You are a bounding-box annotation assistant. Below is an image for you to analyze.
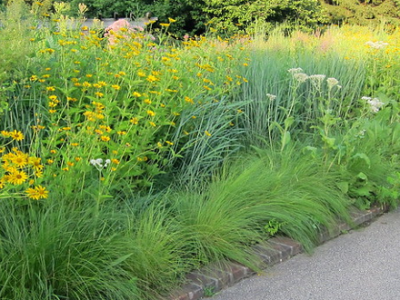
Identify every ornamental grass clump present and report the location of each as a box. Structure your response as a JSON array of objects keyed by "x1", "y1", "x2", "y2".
[{"x1": 0, "y1": 199, "x2": 141, "y2": 299}]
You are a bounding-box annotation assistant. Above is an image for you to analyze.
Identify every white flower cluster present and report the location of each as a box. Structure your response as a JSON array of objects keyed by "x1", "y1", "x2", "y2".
[
  {"x1": 288, "y1": 68, "x2": 309, "y2": 83},
  {"x1": 266, "y1": 93, "x2": 277, "y2": 101},
  {"x1": 365, "y1": 41, "x2": 389, "y2": 49},
  {"x1": 288, "y1": 67, "x2": 304, "y2": 74},
  {"x1": 326, "y1": 77, "x2": 339, "y2": 89},
  {"x1": 287, "y1": 68, "x2": 341, "y2": 89},
  {"x1": 90, "y1": 158, "x2": 111, "y2": 170},
  {"x1": 356, "y1": 129, "x2": 366, "y2": 139},
  {"x1": 362, "y1": 96, "x2": 385, "y2": 113},
  {"x1": 294, "y1": 72, "x2": 309, "y2": 83},
  {"x1": 309, "y1": 74, "x2": 327, "y2": 86}
]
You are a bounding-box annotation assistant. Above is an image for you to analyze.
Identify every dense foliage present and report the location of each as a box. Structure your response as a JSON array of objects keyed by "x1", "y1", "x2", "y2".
[
  {"x1": 320, "y1": 0, "x2": 400, "y2": 26},
  {"x1": 57, "y1": 0, "x2": 400, "y2": 35}
]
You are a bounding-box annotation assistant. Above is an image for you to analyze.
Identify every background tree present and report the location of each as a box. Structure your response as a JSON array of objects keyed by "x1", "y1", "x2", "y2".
[{"x1": 319, "y1": 0, "x2": 400, "y2": 26}]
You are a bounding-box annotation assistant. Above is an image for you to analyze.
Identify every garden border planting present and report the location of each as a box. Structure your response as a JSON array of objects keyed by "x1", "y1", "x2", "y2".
[{"x1": 169, "y1": 205, "x2": 389, "y2": 300}]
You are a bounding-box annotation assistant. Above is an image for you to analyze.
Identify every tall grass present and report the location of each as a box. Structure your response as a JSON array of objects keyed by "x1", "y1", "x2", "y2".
[
  {"x1": 0, "y1": 200, "x2": 140, "y2": 299},
  {"x1": 203, "y1": 144, "x2": 352, "y2": 252},
  {"x1": 237, "y1": 28, "x2": 369, "y2": 146}
]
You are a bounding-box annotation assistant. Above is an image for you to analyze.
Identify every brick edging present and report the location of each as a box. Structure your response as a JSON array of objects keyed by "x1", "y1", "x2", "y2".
[{"x1": 169, "y1": 205, "x2": 389, "y2": 300}]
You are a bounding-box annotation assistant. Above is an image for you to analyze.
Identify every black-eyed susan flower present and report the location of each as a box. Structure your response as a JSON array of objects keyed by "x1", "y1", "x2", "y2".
[
  {"x1": 9, "y1": 130, "x2": 24, "y2": 141},
  {"x1": 26, "y1": 185, "x2": 49, "y2": 200},
  {"x1": 8, "y1": 170, "x2": 28, "y2": 185},
  {"x1": 28, "y1": 157, "x2": 43, "y2": 172},
  {"x1": 1, "y1": 130, "x2": 9, "y2": 137}
]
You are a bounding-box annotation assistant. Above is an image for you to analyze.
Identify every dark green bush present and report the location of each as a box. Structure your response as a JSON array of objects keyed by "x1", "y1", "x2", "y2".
[{"x1": 320, "y1": 0, "x2": 400, "y2": 26}]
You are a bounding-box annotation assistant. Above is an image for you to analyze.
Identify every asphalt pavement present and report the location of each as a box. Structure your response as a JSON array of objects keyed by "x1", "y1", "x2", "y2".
[{"x1": 209, "y1": 208, "x2": 400, "y2": 300}]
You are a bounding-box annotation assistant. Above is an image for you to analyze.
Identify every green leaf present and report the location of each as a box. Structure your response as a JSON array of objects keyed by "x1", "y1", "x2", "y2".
[
  {"x1": 352, "y1": 186, "x2": 371, "y2": 197},
  {"x1": 109, "y1": 253, "x2": 133, "y2": 268},
  {"x1": 322, "y1": 136, "x2": 336, "y2": 149},
  {"x1": 357, "y1": 172, "x2": 368, "y2": 181},
  {"x1": 281, "y1": 131, "x2": 291, "y2": 149},
  {"x1": 336, "y1": 181, "x2": 349, "y2": 194},
  {"x1": 351, "y1": 153, "x2": 371, "y2": 168},
  {"x1": 284, "y1": 116, "x2": 295, "y2": 129}
]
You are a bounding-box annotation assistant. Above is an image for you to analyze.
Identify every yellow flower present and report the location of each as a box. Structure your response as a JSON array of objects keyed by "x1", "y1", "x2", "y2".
[
  {"x1": 168, "y1": 18, "x2": 177, "y2": 23},
  {"x1": 184, "y1": 96, "x2": 194, "y2": 104},
  {"x1": 71, "y1": 143, "x2": 79, "y2": 147},
  {"x1": 0, "y1": 179, "x2": 4, "y2": 189},
  {"x1": 8, "y1": 170, "x2": 28, "y2": 185},
  {"x1": 133, "y1": 92, "x2": 142, "y2": 97},
  {"x1": 82, "y1": 81, "x2": 92, "y2": 88},
  {"x1": 47, "y1": 159, "x2": 54, "y2": 164},
  {"x1": 99, "y1": 125, "x2": 112, "y2": 132},
  {"x1": 149, "y1": 121, "x2": 156, "y2": 127},
  {"x1": 146, "y1": 75, "x2": 158, "y2": 82},
  {"x1": 31, "y1": 125, "x2": 45, "y2": 132},
  {"x1": 205, "y1": 130, "x2": 212, "y2": 137},
  {"x1": 100, "y1": 136, "x2": 110, "y2": 142},
  {"x1": 1, "y1": 130, "x2": 9, "y2": 137},
  {"x1": 9, "y1": 130, "x2": 24, "y2": 141},
  {"x1": 111, "y1": 158, "x2": 120, "y2": 165},
  {"x1": 111, "y1": 84, "x2": 121, "y2": 90},
  {"x1": 147, "y1": 110, "x2": 156, "y2": 117},
  {"x1": 46, "y1": 86, "x2": 56, "y2": 91},
  {"x1": 26, "y1": 185, "x2": 49, "y2": 200},
  {"x1": 95, "y1": 92, "x2": 104, "y2": 97},
  {"x1": 11, "y1": 154, "x2": 28, "y2": 168},
  {"x1": 160, "y1": 23, "x2": 170, "y2": 27},
  {"x1": 29, "y1": 157, "x2": 43, "y2": 172},
  {"x1": 130, "y1": 117, "x2": 139, "y2": 125}
]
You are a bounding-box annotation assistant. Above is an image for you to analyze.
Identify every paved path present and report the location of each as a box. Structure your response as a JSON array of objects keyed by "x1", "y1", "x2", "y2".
[{"x1": 209, "y1": 208, "x2": 400, "y2": 300}]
